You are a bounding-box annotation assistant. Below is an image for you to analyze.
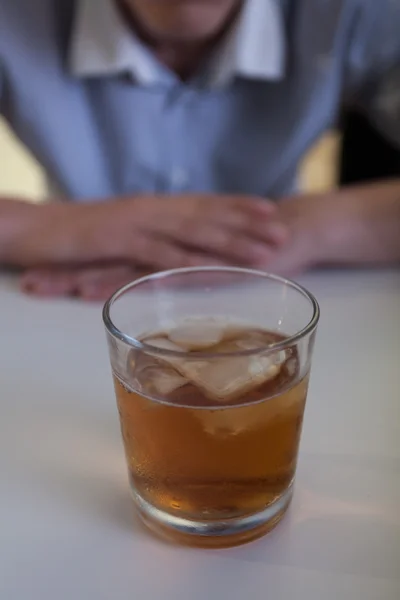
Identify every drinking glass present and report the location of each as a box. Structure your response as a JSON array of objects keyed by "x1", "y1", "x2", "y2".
[{"x1": 103, "y1": 267, "x2": 320, "y2": 547}]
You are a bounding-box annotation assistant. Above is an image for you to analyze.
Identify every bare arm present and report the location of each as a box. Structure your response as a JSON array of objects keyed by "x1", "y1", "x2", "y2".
[
  {"x1": 271, "y1": 180, "x2": 400, "y2": 275},
  {"x1": 0, "y1": 198, "x2": 80, "y2": 266},
  {"x1": 318, "y1": 181, "x2": 400, "y2": 265},
  {"x1": 0, "y1": 198, "x2": 59, "y2": 265},
  {"x1": 0, "y1": 194, "x2": 285, "y2": 270}
]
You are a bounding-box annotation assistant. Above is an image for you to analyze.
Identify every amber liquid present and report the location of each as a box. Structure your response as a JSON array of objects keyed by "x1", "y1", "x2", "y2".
[{"x1": 113, "y1": 329, "x2": 308, "y2": 535}]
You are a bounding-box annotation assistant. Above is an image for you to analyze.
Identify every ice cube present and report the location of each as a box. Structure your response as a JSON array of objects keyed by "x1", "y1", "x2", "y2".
[
  {"x1": 236, "y1": 335, "x2": 286, "y2": 359},
  {"x1": 199, "y1": 408, "x2": 249, "y2": 437},
  {"x1": 141, "y1": 336, "x2": 187, "y2": 372},
  {"x1": 127, "y1": 345, "x2": 188, "y2": 397},
  {"x1": 178, "y1": 353, "x2": 282, "y2": 403},
  {"x1": 127, "y1": 348, "x2": 138, "y2": 376},
  {"x1": 273, "y1": 350, "x2": 287, "y2": 366},
  {"x1": 286, "y1": 358, "x2": 297, "y2": 378},
  {"x1": 141, "y1": 366, "x2": 188, "y2": 396},
  {"x1": 134, "y1": 337, "x2": 188, "y2": 394},
  {"x1": 127, "y1": 337, "x2": 183, "y2": 377},
  {"x1": 198, "y1": 403, "x2": 270, "y2": 436},
  {"x1": 168, "y1": 320, "x2": 224, "y2": 350},
  {"x1": 198, "y1": 384, "x2": 299, "y2": 436},
  {"x1": 145, "y1": 337, "x2": 183, "y2": 353}
]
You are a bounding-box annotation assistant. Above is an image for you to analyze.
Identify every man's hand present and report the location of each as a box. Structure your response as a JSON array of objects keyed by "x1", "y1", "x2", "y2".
[
  {"x1": 267, "y1": 182, "x2": 400, "y2": 275},
  {"x1": 16, "y1": 182, "x2": 400, "y2": 300},
  {"x1": 4, "y1": 194, "x2": 287, "y2": 269},
  {"x1": 20, "y1": 264, "x2": 147, "y2": 300}
]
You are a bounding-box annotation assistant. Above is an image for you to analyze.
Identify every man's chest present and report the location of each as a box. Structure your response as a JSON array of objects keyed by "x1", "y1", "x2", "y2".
[{"x1": 4, "y1": 68, "x2": 344, "y2": 200}]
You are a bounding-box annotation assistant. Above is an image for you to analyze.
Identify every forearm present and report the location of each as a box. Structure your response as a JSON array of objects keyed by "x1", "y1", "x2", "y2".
[
  {"x1": 279, "y1": 181, "x2": 400, "y2": 270},
  {"x1": 321, "y1": 181, "x2": 400, "y2": 265},
  {"x1": 0, "y1": 197, "x2": 78, "y2": 267}
]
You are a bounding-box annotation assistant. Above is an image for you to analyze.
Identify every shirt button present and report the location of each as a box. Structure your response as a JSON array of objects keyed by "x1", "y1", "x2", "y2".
[{"x1": 170, "y1": 167, "x2": 189, "y2": 189}]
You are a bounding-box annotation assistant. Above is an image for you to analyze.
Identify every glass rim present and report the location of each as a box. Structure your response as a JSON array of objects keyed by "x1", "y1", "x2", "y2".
[{"x1": 102, "y1": 267, "x2": 320, "y2": 359}]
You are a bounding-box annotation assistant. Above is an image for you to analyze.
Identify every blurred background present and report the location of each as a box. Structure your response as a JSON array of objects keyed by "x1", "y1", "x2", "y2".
[
  {"x1": 0, "y1": 119, "x2": 46, "y2": 200},
  {"x1": 0, "y1": 118, "x2": 339, "y2": 199}
]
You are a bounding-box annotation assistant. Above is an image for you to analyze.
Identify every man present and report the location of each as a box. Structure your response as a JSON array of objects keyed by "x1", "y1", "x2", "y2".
[{"x1": 0, "y1": 0, "x2": 399, "y2": 300}]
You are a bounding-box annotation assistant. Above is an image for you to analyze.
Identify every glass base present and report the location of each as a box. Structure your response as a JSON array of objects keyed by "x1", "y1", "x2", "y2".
[{"x1": 131, "y1": 484, "x2": 293, "y2": 548}]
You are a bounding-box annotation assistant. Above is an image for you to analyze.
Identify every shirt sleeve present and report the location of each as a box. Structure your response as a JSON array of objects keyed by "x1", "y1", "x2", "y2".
[{"x1": 347, "y1": 0, "x2": 400, "y2": 147}]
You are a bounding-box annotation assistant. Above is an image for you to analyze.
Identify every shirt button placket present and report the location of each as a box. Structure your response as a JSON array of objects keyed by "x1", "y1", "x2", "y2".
[
  {"x1": 170, "y1": 165, "x2": 189, "y2": 189},
  {"x1": 164, "y1": 86, "x2": 193, "y2": 194}
]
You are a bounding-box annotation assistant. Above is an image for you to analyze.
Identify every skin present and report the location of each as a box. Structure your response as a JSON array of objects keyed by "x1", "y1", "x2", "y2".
[
  {"x1": 1, "y1": 194, "x2": 287, "y2": 296},
  {"x1": 119, "y1": 0, "x2": 242, "y2": 43},
  {"x1": 0, "y1": 0, "x2": 399, "y2": 299},
  {"x1": 116, "y1": 0, "x2": 242, "y2": 77},
  {"x1": 17, "y1": 182, "x2": 400, "y2": 299}
]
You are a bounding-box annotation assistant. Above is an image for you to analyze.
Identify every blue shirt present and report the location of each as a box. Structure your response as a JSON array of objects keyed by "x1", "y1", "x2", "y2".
[{"x1": 1, "y1": 0, "x2": 400, "y2": 201}]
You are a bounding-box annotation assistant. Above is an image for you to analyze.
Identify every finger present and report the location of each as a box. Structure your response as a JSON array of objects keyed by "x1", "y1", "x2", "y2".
[
  {"x1": 21, "y1": 266, "x2": 142, "y2": 301},
  {"x1": 21, "y1": 269, "x2": 76, "y2": 297},
  {"x1": 264, "y1": 249, "x2": 308, "y2": 277},
  {"x1": 158, "y1": 221, "x2": 276, "y2": 266},
  {"x1": 229, "y1": 196, "x2": 278, "y2": 217},
  {"x1": 128, "y1": 233, "x2": 229, "y2": 270},
  {"x1": 156, "y1": 212, "x2": 291, "y2": 265},
  {"x1": 204, "y1": 207, "x2": 289, "y2": 248},
  {"x1": 152, "y1": 198, "x2": 276, "y2": 236},
  {"x1": 76, "y1": 266, "x2": 141, "y2": 300},
  {"x1": 241, "y1": 220, "x2": 290, "y2": 247},
  {"x1": 150, "y1": 208, "x2": 288, "y2": 256},
  {"x1": 213, "y1": 210, "x2": 289, "y2": 248}
]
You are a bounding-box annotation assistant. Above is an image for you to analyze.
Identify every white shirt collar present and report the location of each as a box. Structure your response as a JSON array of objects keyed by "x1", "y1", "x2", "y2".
[{"x1": 69, "y1": 0, "x2": 286, "y2": 87}]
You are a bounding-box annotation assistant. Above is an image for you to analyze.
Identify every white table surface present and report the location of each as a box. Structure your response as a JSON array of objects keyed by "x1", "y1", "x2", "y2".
[{"x1": 1, "y1": 271, "x2": 399, "y2": 600}]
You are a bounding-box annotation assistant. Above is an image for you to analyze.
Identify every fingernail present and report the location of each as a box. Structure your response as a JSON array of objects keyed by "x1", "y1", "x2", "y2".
[
  {"x1": 29, "y1": 282, "x2": 57, "y2": 297},
  {"x1": 21, "y1": 281, "x2": 35, "y2": 294},
  {"x1": 251, "y1": 245, "x2": 272, "y2": 259},
  {"x1": 268, "y1": 223, "x2": 289, "y2": 244},
  {"x1": 80, "y1": 284, "x2": 98, "y2": 298},
  {"x1": 80, "y1": 285, "x2": 109, "y2": 301},
  {"x1": 255, "y1": 203, "x2": 276, "y2": 214}
]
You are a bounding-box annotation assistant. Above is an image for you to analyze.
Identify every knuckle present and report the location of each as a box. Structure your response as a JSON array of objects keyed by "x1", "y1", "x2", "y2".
[
  {"x1": 179, "y1": 219, "x2": 203, "y2": 241},
  {"x1": 192, "y1": 222, "x2": 232, "y2": 250},
  {"x1": 157, "y1": 244, "x2": 188, "y2": 269},
  {"x1": 213, "y1": 228, "x2": 235, "y2": 251},
  {"x1": 131, "y1": 232, "x2": 150, "y2": 260},
  {"x1": 185, "y1": 254, "x2": 225, "y2": 267}
]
